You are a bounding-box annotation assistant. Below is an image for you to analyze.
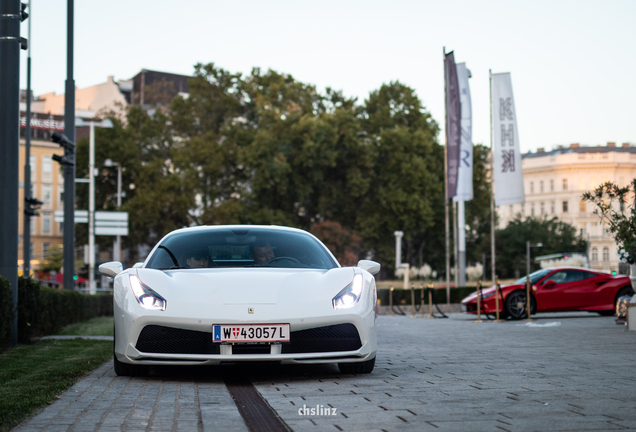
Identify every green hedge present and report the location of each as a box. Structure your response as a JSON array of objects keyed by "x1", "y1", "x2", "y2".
[
  {"x1": 0, "y1": 277, "x2": 113, "y2": 349},
  {"x1": 378, "y1": 286, "x2": 476, "y2": 305},
  {"x1": 0, "y1": 276, "x2": 13, "y2": 350}
]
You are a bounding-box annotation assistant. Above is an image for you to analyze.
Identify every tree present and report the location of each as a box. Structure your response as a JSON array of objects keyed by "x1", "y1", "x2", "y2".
[
  {"x1": 38, "y1": 244, "x2": 63, "y2": 273},
  {"x1": 496, "y1": 216, "x2": 587, "y2": 278},
  {"x1": 310, "y1": 221, "x2": 362, "y2": 266},
  {"x1": 356, "y1": 81, "x2": 441, "y2": 275},
  {"x1": 583, "y1": 179, "x2": 636, "y2": 264}
]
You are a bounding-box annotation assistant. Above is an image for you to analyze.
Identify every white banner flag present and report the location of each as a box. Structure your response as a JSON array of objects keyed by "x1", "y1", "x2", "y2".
[
  {"x1": 491, "y1": 72, "x2": 525, "y2": 206},
  {"x1": 454, "y1": 63, "x2": 473, "y2": 202}
]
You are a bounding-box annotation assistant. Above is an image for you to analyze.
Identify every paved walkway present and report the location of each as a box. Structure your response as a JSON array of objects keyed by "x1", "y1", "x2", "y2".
[{"x1": 14, "y1": 313, "x2": 636, "y2": 431}]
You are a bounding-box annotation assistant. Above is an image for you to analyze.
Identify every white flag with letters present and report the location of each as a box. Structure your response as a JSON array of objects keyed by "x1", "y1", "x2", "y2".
[
  {"x1": 454, "y1": 63, "x2": 473, "y2": 202},
  {"x1": 491, "y1": 72, "x2": 525, "y2": 206}
]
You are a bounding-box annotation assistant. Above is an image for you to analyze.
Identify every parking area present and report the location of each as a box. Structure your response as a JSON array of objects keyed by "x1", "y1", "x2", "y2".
[{"x1": 15, "y1": 313, "x2": 636, "y2": 431}]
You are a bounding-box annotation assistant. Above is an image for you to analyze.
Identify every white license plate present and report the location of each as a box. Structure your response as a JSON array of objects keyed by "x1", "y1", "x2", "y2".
[{"x1": 212, "y1": 324, "x2": 290, "y2": 343}]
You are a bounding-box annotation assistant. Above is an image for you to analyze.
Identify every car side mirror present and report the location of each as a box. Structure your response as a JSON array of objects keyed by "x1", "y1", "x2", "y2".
[
  {"x1": 133, "y1": 262, "x2": 144, "y2": 268},
  {"x1": 358, "y1": 260, "x2": 381, "y2": 275},
  {"x1": 99, "y1": 261, "x2": 123, "y2": 278},
  {"x1": 543, "y1": 280, "x2": 556, "y2": 289}
]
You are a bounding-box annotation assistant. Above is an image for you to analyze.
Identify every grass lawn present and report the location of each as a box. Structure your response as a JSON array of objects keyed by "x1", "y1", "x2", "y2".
[
  {"x1": 0, "y1": 339, "x2": 112, "y2": 432},
  {"x1": 58, "y1": 316, "x2": 114, "y2": 336}
]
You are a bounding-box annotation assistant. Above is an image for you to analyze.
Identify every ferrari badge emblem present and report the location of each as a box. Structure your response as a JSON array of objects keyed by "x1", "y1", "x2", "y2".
[{"x1": 248, "y1": 308, "x2": 254, "y2": 314}]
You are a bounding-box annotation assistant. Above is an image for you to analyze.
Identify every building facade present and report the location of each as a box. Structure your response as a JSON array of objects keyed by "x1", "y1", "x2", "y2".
[
  {"x1": 497, "y1": 143, "x2": 636, "y2": 272},
  {"x1": 18, "y1": 112, "x2": 66, "y2": 273}
]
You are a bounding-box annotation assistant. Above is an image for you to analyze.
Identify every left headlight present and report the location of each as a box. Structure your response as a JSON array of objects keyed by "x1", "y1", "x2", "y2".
[
  {"x1": 333, "y1": 273, "x2": 364, "y2": 310},
  {"x1": 129, "y1": 275, "x2": 167, "y2": 311}
]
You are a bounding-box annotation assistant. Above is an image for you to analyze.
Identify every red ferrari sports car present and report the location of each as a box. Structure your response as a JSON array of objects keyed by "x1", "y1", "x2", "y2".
[{"x1": 461, "y1": 267, "x2": 634, "y2": 320}]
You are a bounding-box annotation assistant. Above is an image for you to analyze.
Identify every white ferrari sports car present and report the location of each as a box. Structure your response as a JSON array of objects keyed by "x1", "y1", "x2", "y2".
[{"x1": 99, "y1": 225, "x2": 380, "y2": 376}]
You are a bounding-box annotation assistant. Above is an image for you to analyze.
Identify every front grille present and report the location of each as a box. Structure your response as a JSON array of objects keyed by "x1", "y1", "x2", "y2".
[
  {"x1": 282, "y1": 323, "x2": 362, "y2": 354},
  {"x1": 135, "y1": 323, "x2": 362, "y2": 355},
  {"x1": 135, "y1": 325, "x2": 220, "y2": 355},
  {"x1": 232, "y1": 344, "x2": 271, "y2": 355}
]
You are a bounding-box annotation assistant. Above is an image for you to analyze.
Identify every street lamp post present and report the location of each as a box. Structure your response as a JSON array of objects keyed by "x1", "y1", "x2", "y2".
[
  {"x1": 104, "y1": 158, "x2": 121, "y2": 262},
  {"x1": 76, "y1": 118, "x2": 113, "y2": 294},
  {"x1": 526, "y1": 241, "x2": 543, "y2": 277}
]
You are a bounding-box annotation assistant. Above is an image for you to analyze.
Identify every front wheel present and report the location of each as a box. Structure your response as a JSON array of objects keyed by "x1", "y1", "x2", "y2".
[
  {"x1": 504, "y1": 290, "x2": 535, "y2": 320},
  {"x1": 338, "y1": 357, "x2": 375, "y2": 374},
  {"x1": 114, "y1": 354, "x2": 150, "y2": 377},
  {"x1": 602, "y1": 286, "x2": 636, "y2": 317}
]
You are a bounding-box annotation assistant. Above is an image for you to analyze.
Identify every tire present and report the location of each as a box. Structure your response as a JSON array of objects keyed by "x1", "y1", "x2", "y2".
[
  {"x1": 114, "y1": 354, "x2": 150, "y2": 377},
  {"x1": 338, "y1": 357, "x2": 375, "y2": 374},
  {"x1": 113, "y1": 326, "x2": 149, "y2": 377},
  {"x1": 600, "y1": 286, "x2": 636, "y2": 317},
  {"x1": 504, "y1": 290, "x2": 535, "y2": 320}
]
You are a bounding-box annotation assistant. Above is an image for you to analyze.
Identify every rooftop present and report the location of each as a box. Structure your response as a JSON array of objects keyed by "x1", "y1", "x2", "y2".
[{"x1": 523, "y1": 142, "x2": 635, "y2": 159}]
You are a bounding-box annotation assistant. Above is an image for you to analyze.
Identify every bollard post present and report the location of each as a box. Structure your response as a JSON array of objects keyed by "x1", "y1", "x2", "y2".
[
  {"x1": 524, "y1": 275, "x2": 533, "y2": 321},
  {"x1": 411, "y1": 285, "x2": 416, "y2": 318},
  {"x1": 389, "y1": 287, "x2": 394, "y2": 316},
  {"x1": 475, "y1": 280, "x2": 482, "y2": 323},
  {"x1": 427, "y1": 283, "x2": 434, "y2": 319},
  {"x1": 420, "y1": 286, "x2": 425, "y2": 318},
  {"x1": 494, "y1": 276, "x2": 504, "y2": 322}
]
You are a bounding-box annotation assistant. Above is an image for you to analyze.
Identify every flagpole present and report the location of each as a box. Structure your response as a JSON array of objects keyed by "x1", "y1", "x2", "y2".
[
  {"x1": 444, "y1": 47, "x2": 450, "y2": 304},
  {"x1": 453, "y1": 200, "x2": 458, "y2": 287},
  {"x1": 489, "y1": 69, "x2": 496, "y2": 286}
]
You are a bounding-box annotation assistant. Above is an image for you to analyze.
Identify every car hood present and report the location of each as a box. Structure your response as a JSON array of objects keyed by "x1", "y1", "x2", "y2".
[
  {"x1": 135, "y1": 267, "x2": 356, "y2": 306},
  {"x1": 461, "y1": 283, "x2": 525, "y2": 303}
]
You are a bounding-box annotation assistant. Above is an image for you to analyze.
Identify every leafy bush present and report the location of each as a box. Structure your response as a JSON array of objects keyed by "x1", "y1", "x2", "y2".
[
  {"x1": 0, "y1": 276, "x2": 13, "y2": 350},
  {"x1": 0, "y1": 277, "x2": 113, "y2": 349}
]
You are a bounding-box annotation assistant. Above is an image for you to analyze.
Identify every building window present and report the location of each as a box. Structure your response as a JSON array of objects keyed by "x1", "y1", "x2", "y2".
[
  {"x1": 540, "y1": 181, "x2": 544, "y2": 193},
  {"x1": 531, "y1": 203, "x2": 535, "y2": 216},
  {"x1": 551, "y1": 201, "x2": 555, "y2": 214},
  {"x1": 579, "y1": 200, "x2": 586, "y2": 212},
  {"x1": 579, "y1": 178, "x2": 586, "y2": 190},
  {"x1": 592, "y1": 247, "x2": 598, "y2": 261},
  {"x1": 620, "y1": 201, "x2": 625, "y2": 212},
  {"x1": 579, "y1": 223, "x2": 586, "y2": 237},
  {"x1": 30, "y1": 155, "x2": 36, "y2": 181},
  {"x1": 42, "y1": 157, "x2": 52, "y2": 174},
  {"x1": 42, "y1": 214, "x2": 51, "y2": 234},
  {"x1": 530, "y1": 182, "x2": 534, "y2": 194},
  {"x1": 540, "y1": 202, "x2": 545, "y2": 215},
  {"x1": 59, "y1": 189, "x2": 64, "y2": 204},
  {"x1": 521, "y1": 204, "x2": 525, "y2": 215},
  {"x1": 603, "y1": 247, "x2": 610, "y2": 262},
  {"x1": 563, "y1": 178, "x2": 568, "y2": 191},
  {"x1": 562, "y1": 201, "x2": 569, "y2": 213},
  {"x1": 42, "y1": 185, "x2": 52, "y2": 204},
  {"x1": 550, "y1": 179, "x2": 554, "y2": 192},
  {"x1": 43, "y1": 242, "x2": 50, "y2": 255}
]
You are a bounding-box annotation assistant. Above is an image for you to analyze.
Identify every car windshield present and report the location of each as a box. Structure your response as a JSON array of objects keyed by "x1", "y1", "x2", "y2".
[
  {"x1": 514, "y1": 268, "x2": 552, "y2": 285},
  {"x1": 146, "y1": 228, "x2": 338, "y2": 270}
]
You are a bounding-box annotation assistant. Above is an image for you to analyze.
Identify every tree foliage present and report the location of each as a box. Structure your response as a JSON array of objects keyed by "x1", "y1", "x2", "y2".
[
  {"x1": 583, "y1": 179, "x2": 636, "y2": 264},
  {"x1": 84, "y1": 63, "x2": 498, "y2": 276},
  {"x1": 495, "y1": 216, "x2": 587, "y2": 278}
]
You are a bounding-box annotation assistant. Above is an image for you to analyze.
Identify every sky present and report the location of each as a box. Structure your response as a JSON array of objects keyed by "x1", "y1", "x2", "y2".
[{"x1": 20, "y1": 0, "x2": 635, "y2": 154}]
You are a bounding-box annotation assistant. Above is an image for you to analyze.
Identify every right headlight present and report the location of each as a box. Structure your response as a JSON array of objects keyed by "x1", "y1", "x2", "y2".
[
  {"x1": 332, "y1": 273, "x2": 364, "y2": 310},
  {"x1": 129, "y1": 275, "x2": 167, "y2": 311}
]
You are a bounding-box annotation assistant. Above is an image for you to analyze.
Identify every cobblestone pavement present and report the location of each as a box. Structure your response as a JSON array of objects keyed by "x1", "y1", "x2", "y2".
[{"x1": 14, "y1": 313, "x2": 636, "y2": 431}]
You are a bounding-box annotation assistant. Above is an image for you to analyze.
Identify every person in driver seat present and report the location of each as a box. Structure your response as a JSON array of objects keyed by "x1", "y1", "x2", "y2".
[
  {"x1": 251, "y1": 241, "x2": 275, "y2": 265},
  {"x1": 185, "y1": 248, "x2": 210, "y2": 268}
]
